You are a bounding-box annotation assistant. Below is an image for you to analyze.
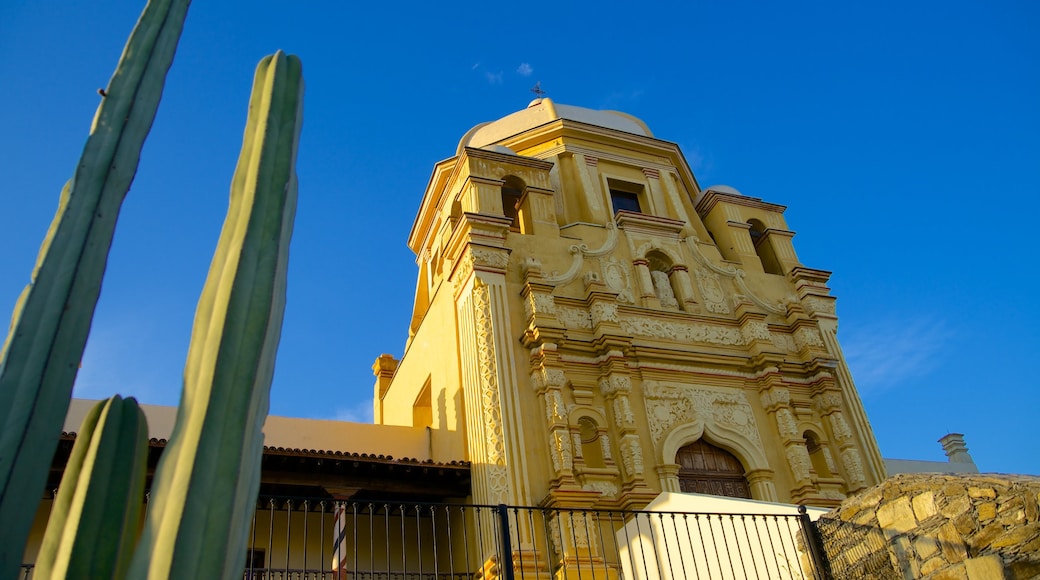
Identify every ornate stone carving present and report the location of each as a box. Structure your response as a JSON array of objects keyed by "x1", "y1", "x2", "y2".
[
  {"x1": 583, "y1": 480, "x2": 618, "y2": 496},
  {"x1": 759, "y1": 388, "x2": 791, "y2": 409},
  {"x1": 694, "y1": 267, "x2": 730, "y2": 314},
  {"x1": 612, "y1": 396, "x2": 636, "y2": 428},
  {"x1": 793, "y1": 327, "x2": 825, "y2": 349},
  {"x1": 775, "y1": 408, "x2": 799, "y2": 439},
  {"x1": 643, "y1": 381, "x2": 763, "y2": 452},
  {"x1": 821, "y1": 447, "x2": 838, "y2": 474},
  {"x1": 550, "y1": 429, "x2": 573, "y2": 473},
  {"x1": 816, "y1": 392, "x2": 843, "y2": 413},
  {"x1": 600, "y1": 436, "x2": 613, "y2": 460},
  {"x1": 651, "y1": 270, "x2": 679, "y2": 308},
  {"x1": 472, "y1": 280, "x2": 509, "y2": 501},
  {"x1": 770, "y1": 332, "x2": 798, "y2": 353},
  {"x1": 545, "y1": 389, "x2": 566, "y2": 423},
  {"x1": 556, "y1": 305, "x2": 592, "y2": 329},
  {"x1": 619, "y1": 316, "x2": 744, "y2": 346},
  {"x1": 619, "y1": 437, "x2": 645, "y2": 476},
  {"x1": 470, "y1": 247, "x2": 510, "y2": 270},
  {"x1": 828, "y1": 411, "x2": 853, "y2": 444},
  {"x1": 841, "y1": 448, "x2": 866, "y2": 487},
  {"x1": 786, "y1": 445, "x2": 812, "y2": 483},
  {"x1": 601, "y1": 256, "x2": 634, "y2": 303},
  {"x1": 741, "y1": 320, "x2": 771, "y2": 343},
  {"x1": 524, "y1": 292, "x2": 556, "y2": 320},
  {"x1": 598, "y1": 375, "x2": 632, "y2": 396},
  {"x1": 590, "y1": 302, "x2": 619, "y2": 325},
  {"x1": 803, "y1": 296, "x2": 836, "y2": 316}
]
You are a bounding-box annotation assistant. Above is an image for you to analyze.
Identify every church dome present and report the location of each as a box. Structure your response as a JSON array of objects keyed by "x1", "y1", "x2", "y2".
[{"x1": 457, "y1": 98, "x2": 654, "y2": 155}]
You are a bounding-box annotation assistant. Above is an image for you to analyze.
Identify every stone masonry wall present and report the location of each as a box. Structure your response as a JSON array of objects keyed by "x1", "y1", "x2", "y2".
[{"x1": 815, "y1": 473, "x2": 1040, "y2": 579}]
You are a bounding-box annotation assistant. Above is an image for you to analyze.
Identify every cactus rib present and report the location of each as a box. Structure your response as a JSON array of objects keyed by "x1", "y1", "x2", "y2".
[
  {"x1": 35, "y1": 396, "x2": 148, "y2": 580},
  {"x1": 128, "y1": 51, "x2": 302, "y2": 580},
  {"x1": 0, "y1": 0, "x2": 190, "y2": 574}
]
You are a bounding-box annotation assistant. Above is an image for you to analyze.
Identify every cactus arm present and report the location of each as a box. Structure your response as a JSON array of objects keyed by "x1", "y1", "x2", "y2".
[
  {"x1": 34, "y1": 396, "x2": 148, "y2": 580},
  {"x1": 0, "y1": 0, "x2": 189, "y2": 573},
  {"x1": 128, "y1": 51, "x2": 302, "y2": 580}
]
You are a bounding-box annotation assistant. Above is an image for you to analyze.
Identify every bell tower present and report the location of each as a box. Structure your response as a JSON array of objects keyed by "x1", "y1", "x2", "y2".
[{"x1": 375, "y1": 98, "x2": 885, "y2": 517}]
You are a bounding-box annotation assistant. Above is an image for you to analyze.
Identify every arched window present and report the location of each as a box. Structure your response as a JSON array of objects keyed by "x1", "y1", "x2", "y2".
[
  {"x1": 676, "y1": 439, "x2": 751, "y2": 498},
  {"x1": 578, "y1": 417, "x2": 605, "y2": 468},
  {"x1": 501, "y1": 176, "x2": 525, "y2": 231},
  {"x1": 804, "y1": 431, "x2": 833, "y2": 478},
  {"x1": 747, "y1": 219, "x2": 783, "y2": 275}
]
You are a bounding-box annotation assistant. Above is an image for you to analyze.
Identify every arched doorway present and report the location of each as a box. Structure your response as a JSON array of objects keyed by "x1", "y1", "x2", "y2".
[{"x1": 676, "y1": 439, "x2": 752, "y2": 498}]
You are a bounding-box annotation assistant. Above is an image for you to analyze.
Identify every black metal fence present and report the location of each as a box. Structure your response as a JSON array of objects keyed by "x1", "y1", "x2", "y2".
[
  {"x1": 21, "y1": 496, "x2": 830, "y2": 579},
  {"x1": 242, "y1": 496, "x2": 831, "y2": 580}
]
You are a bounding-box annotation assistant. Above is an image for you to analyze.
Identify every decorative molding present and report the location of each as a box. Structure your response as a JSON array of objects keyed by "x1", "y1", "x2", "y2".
[
  {"x1": 741, "y1": 320, "x2": 771, "y2": 342},
  {"x1": 770, "y1": 332, "x2": 797, "y2": 353},
  {"x1": 589, "y1": 302, "x2": 619, "y2": 325},
  {"x1": 693, "y1": 267, "x2": 730, "y2": 314},
  {"x1": 643, "y1": 381, "x2": 762, "y2": 451},
  {"x1": 619, "y1": 316, "x2": 744, "y2": 346},
  {"x1": 544, "y1": 222, "x2": 619, "y2": 285},
  {"x1": 470, "y1": 247, "x2": 509, "y2": 270},
  {"x1": 600, "y1": 256, "x2": 634, "y2": 303},
  {"x1": 524, "y1": 292, "x2": 557, "y2": 320},
  {"x1": 786, "y1": 446, "x2": 812, "y2": 482},
  {"x1": 556, "y1": 305, "x2": 592, "y2": 329},
  {"x1": 472, "y1": 279, "x2": 509, "y2": 502},
  {"x1": 793, "y1": 327, "x2": 825, "y2": 349},
  {"x1": 841, "y1": 448, "x2": 866, "y2": 487},
  {"x1": 685, "y1": 237, "x2": 786, "y2": 315},
  {"x1": 598, "y1": 374, "x2": 632, "y2": 396}
]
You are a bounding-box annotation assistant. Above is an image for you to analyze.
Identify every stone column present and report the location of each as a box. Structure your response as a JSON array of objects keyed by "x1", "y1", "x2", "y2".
[
  {"x1": 815, "y1": 391, "x2": 868, "y2": 492},
  {"x1": 760, "y1": 384, "x2": 814, "y2": 499}
]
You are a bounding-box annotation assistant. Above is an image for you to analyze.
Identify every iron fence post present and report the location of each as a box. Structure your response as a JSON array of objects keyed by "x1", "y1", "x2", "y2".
[
  {"x1": 497, "y1": 504, "x2": 516, "y2": 580},
  {"x1": 797, "y1": 505, "x2": 833, "y2": 580}
]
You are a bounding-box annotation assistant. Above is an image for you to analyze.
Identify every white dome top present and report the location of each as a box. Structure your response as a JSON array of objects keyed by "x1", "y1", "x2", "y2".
[{"x1": 457, "y1": 98, "x2": 654, "y2": 155}]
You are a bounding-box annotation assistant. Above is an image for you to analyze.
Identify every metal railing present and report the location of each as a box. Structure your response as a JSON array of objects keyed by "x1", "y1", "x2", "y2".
[
  {"x1": 22, "y1": 496, "x2": 831, "y2": 580},
  {"x1": 244, "y1": 496, "x2": 830, "y2": 580}
]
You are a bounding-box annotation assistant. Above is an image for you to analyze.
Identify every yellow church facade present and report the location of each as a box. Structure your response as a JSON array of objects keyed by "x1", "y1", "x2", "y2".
[{"x1": 373, "y1": 98, "x2": 885, "y2": 513}]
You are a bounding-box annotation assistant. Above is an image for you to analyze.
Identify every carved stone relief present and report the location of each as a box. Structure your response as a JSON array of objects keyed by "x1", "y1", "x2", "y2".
[
  {"x1": 650, "y1": 270, "x2": 679, "y2": 308},
  {"x1": 601, "y1": 256, "x2": 634, "y2": 303},
  {"x1": 524, "y1": 292, "x2": 557, "y2": 320},
  {"x1": 786, "y1": 445, "x2": 812, "y2": 483},
  {"x1": 841, "y1": 448, "x2": 866, "y2": 487},
  {"x1": 470, "y1": 247, "x2": 510, "y2": 270},
  {"x1": 793, "y1": 327, "x2": 825, "y2": 349},
  {"x1": 583, "y1": 480, "x2": 619, "y2": 497},
  {"x1": 620, "y1": 317, "x2": 744, "y2": 346},
  {"x1": 694, "y1": 267, "x2": 731, "y2": 314},
  {"x1": 741, "y1": 320, "x2": 771, "y2": 343},
  {"x1": 828, "y1": 412, "x2": 853, "y2": 444},
  {"x1": 472, "y1": 280, "x2": 509, "y2": 502},
  {"x1": 556, "y1": 306, "x2": 592, "y2": 329},
  {"x1": 550, "y1": 429, "x2": 573, "y2": 473},
  {"x1": 590, "y1": 302, "x2": 619, "y2": 325},
  {"x1": 619, "y1": 437, "x2": 645, "y2": 476},
  {"x1": 775, "y1": 408, "x2": 799, "y2": 439},
  {"x1": 643, "y1": 381, "x2": 764, "y2": 454},
  {"x1": 770, "y1": 332, "x2": 798, "y2": 353}
]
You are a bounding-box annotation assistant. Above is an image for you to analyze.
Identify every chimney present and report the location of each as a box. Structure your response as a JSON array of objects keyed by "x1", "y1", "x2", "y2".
[{"x1": 939, "y1": 433, "x2": 975, "y2": 465}]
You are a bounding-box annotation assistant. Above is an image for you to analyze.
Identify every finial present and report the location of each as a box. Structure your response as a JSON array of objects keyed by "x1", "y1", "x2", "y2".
[{"x1": 530, "y1": 81, "x2": 546, "y2": 100}]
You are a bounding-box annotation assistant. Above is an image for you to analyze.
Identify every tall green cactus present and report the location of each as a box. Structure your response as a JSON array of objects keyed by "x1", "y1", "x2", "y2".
[
  {"x1": 128, "y1": 51, "x2": 303, "y2": 579},
  {"x1": 35, "y1": 396, "x2": 149, "y2": 580},
  {"x1": 0, "y1": 0, "x2": 190, "y2": 575}
]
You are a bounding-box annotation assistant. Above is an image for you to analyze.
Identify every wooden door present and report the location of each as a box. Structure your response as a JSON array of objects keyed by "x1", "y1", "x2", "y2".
[{"x1": 676, "y1": 439, "x2": 752, "y2": 499}]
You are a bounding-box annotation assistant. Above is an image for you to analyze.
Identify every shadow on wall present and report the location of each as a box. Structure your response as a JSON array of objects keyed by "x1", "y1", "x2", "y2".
[{"x1": 816, "y1": 473, "x2": 1040, "y2": 579}]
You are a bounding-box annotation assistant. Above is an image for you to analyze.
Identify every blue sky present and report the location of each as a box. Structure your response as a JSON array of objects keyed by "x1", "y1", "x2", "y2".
[{"x1": 1, "y1": 1, "x2": 1037, "y2": 475}]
